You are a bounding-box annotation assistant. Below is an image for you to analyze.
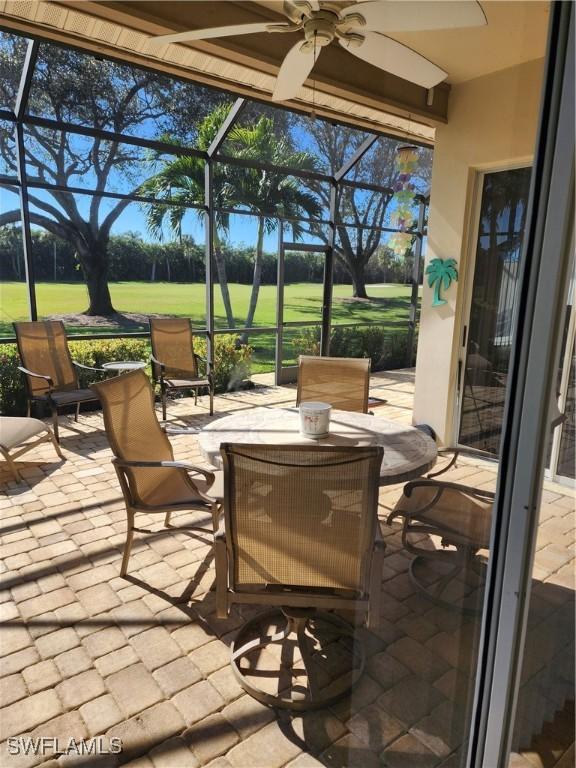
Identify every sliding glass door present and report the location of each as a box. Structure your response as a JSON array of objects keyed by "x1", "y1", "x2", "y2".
[{"x1": 458, "y1": 166, "x2": 532, "y2": 455}]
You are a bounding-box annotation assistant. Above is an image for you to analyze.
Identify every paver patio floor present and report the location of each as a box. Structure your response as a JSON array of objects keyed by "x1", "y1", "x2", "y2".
[{"x1": 0, "y1": 370, "x2": 573, "y2": 768}]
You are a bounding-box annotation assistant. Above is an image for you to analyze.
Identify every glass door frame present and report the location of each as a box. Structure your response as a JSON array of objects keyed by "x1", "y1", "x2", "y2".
[
  {"x1": 468, "y1": 4, "x2": 574, "y2": 765},
  {"x1": 455, "y1": 161, "x2": 532, "y2": 456},
  {"x1": 275, "y1": 235, "x2": 333, "y2": 385}
]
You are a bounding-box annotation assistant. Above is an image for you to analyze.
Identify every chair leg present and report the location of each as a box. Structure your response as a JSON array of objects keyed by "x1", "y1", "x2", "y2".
[
  {"x1": 214, "y1": 532, "x2": 228, "y2": 619},
  {"x1": 46, "y1": 426, "x2": 64, "y2": 460},
  {"x1": 120, "y1": 509, "x2": 135, "y2": 577},
  {"x1": 211, "y1": 502, "x2": 221, "y2": 532},
  {"x1": 161, "y1": 388, "x2": 167, "y2": 421},
  {"x1": 26, "y1": 400, "x2": 31, "y2": 418},
  {"x1": 75, "y1": 402, "x2": 80, "y2": 422},
  {"x1": 0, "y1": 447, "x2": 21, "y2": 482},
  {"x1": 50, "y1": 403, "x2": 60, "y2": 444},
  {"x1": 209, "y1": 386, "x2": 214, "y2": 416},
  {"x1": 164, "y1": 511, "x2": 172, "y2": 527},
  {"x1": 194, "y1": 388, "x2": 198, "y2": 406}
]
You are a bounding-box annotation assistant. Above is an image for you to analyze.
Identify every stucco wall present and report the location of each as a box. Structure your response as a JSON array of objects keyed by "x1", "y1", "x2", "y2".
[{"x1": 413, "y1": 58, "x2": 545, "y2": 444}]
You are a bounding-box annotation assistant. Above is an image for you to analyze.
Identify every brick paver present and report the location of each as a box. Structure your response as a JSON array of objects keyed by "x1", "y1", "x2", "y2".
[{"x1": 0, "y1": 373, "x2": 573, "y2": 766}]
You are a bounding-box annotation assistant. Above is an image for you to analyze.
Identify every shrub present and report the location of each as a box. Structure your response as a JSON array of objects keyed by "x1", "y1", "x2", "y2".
[
  {"x1": 0, "y1": 334, "x2": 252, "y2": 415},
  {"x1": 194, "y1": 335, "x2": 252, "y2": 393},
  {"x1": 292, "y1": 326, "x2": 414, "y2": 371}
]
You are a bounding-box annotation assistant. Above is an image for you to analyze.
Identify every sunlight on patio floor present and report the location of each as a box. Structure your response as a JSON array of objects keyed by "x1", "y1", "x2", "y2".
[{"x1": 0, "y1": 370, "x2": 573, "y2": 768}]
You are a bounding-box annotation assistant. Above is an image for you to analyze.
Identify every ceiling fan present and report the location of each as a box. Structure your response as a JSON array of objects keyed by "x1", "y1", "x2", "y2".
[{"x1": 153, "y1": 1, "x2": 487, "y2": 102}]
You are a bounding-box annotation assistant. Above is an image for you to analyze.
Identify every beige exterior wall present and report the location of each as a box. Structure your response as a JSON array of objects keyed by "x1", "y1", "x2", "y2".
[{"x1": 413, "y1": 58, "x2": 545, "y2": 444}]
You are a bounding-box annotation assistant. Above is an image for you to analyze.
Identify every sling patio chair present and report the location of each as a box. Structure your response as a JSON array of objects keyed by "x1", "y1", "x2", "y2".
[
  {"x1": 296, "y1": 355, "x2": 371, "y2": 413},
  {"x1": 91, "y1": 369, "x2": 222, "y2": 577},
  {"x1": 14, "y1": 320, "x2": 106, "y2": 443},
  {"x1": 0, "y1": 417, "x2": 64, "y2": 481},
  {"x1": 215, "y1": 443, "x2": 385, "y2": 710},
  {"x1": 387, "y1": 478, "x2": 495, "y2": 613},
  {"x1": 149, "y1": 317, "x2": 214, "y2": 420}
]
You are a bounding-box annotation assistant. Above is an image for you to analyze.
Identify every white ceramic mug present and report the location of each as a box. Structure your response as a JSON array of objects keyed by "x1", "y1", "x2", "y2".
[{"x1": 299, "y1": 401, "x2": 332, "y2": 439}]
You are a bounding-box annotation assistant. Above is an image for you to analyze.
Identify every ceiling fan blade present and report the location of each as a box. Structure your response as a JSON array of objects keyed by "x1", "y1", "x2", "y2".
[
  {"x1": 153, "y1": 22, "x2": 275, "y2": 45},
  {"x1": 272, "y1": 41, "x2": 317, "y2": 102},
  {"x1": 341, "y1": 33, "x2": 447, "y2": 88},
  {"x1": 343, "y1": 1, "x2": 487, "y2": 33}
]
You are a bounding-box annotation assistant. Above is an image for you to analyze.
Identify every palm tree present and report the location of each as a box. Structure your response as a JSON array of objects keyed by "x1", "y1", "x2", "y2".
[
  {"x1": 141, "y1": 104, "x2": 237, "y2": 327},
  {"x1": 425, "y1": 257, "x2": 458, "y2": 306},
  {"x1": 225, "y1": 116, "x2": 321, "y2": 341}
]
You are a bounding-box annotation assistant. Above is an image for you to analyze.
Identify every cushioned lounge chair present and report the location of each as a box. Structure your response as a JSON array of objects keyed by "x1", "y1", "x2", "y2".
[{"x1": 0, "y1": 417, "x2": 64, "y2": 481}]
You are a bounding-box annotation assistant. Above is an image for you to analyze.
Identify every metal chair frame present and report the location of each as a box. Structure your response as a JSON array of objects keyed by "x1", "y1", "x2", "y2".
[
  {"x1": 149, "y1": 318, "x2": 214, "y2": 419},
  {"x1": 388, "y1": 478, "x2": 495, "y2": 613},
  {"x1": 92, "y1": 370, "x2": 221, "y2": 577},
  {"x1": 14, "y1": 321, "x2": 106, "y2": 443},
  {"x1": 215, "y1": 442, "x2": 385, "y2": 710},
  {"x1": 296, "y1": 355, "x2": 371, "y2": 414}
]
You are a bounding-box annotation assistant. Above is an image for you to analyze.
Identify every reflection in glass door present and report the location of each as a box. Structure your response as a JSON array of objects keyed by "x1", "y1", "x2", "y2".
[
  {"x1": 458, "y1": 166, "x2": 532, "y2": 454},
  {"x1": 547, "y1": 276, "x2": 575, "y2": 483}
]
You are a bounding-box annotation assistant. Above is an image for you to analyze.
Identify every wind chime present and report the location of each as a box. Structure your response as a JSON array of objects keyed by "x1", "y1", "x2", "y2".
[{"x1": 389, "y1": 144, "x2": 419, "y2": 256}]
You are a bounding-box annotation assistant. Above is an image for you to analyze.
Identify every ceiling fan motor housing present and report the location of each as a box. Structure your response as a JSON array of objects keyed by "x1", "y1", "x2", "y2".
[{"x1": 302, "y1": 10, "x2": 340, "y2": 49}]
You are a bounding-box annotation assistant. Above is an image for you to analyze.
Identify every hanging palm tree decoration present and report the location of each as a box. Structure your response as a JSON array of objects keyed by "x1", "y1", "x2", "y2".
[
  {"x1": 389, "y1": 144, "x2": 419, "y2": 256},
  {"x1": 425, "y1": 257, "x2": 459, "y2": 306}
]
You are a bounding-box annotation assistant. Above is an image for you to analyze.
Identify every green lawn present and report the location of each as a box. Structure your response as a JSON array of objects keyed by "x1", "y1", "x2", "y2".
[{"x1": 0, "y1": 281, "x2": 419, "y2": 371}]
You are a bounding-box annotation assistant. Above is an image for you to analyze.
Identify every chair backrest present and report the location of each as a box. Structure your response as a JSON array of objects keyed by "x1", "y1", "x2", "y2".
[
  {"x1": 91, "y1": 369, "x2": 178, "y2": 506},
  {"x1": 149, "y1": 318, "x2": 198, "y2": 379},
  {"x1": 296, "y1": 356, "x2": 371, "y2": 413},
  {"x1": 221, "y1": 443, "x2": 383, "y2": 595},
  {"x1": 14, "y1": 321, "x2": 78, "y2": 396}
]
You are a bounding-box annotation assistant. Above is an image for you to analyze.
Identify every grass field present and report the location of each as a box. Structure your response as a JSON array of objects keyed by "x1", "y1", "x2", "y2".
[{"x1": 0, "y1": 281, "x2": 419, "y2": 371}]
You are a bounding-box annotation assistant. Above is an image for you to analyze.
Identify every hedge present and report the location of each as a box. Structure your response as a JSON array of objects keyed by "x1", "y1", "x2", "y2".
[
  {"x1": 0, "y1": 335, "x2": 252, "y2": 416},
  {"x1": 292, "y1": 326, "x2": 413, "y2": 371}
]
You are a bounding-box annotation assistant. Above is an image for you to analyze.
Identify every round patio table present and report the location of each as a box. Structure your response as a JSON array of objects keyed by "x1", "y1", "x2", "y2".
[
  {"x1": 102, "y1": 360, "x2": 147, "y2": 376},
  {"x1": 197, "y1": 406, "x2": 437, "y2": 486}
]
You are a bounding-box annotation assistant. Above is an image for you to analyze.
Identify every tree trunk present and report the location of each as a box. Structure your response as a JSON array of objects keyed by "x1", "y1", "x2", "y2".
[
  {"x1": 213, "y1": 233, "x2": 235, "y2": 328},
  {"x1": 79, "y1": 243, "x2": 116, "y2": 316},
  {"x1": 150, "y1": 259, "x2": 156, "y2": 281},
  {"x1": 85, "y1": 268, "x2": 115, "y2": 315},
  {"x1": 350, "y1": 261, "x2": 369, "y2": 299},
  {"x1": 240, "y1": 218, "x2": 265, "y2": 344}
]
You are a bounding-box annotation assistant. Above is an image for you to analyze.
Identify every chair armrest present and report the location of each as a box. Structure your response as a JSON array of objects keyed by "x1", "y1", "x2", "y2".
[
  {"x1": 150, "y1": 354, "x2": 166, "y2": 373},
  {"x1": 18, "y1": 366, "x2": 53, "y2": 386},
  {"x1": 405, "y1": 478, "x2": 495, "y2": 499},
  {"x1": 427, "y1": 450, "x2": 459, "y2": 478},
  {"x1": 113, "y1": 458, "x2": 214, "y2": 483},
  {"x1": 72, "y1": 360, "x2": 108, "y2": 374},
  {"x1": 387, "y1": 479, "x2": 495, "y2": 526}
]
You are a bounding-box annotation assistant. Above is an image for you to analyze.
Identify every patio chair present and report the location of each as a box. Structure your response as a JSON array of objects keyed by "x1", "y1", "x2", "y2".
[
  {"x1": 296, "y1": 355, "x2": 371, "y2": 413},
  {"x1": 0, "y1": 417, "x2": 64, "y2": 481},
  {"x1": 91, "y1": 369, "x2": 223, "y2": 577},
  {"x1": 149, "y1": 318, "x2": 213, "y2": 420},
  {"x1": 14, "y1": 320, "x2": 105, "y2": 443},
  {"x1": 387, "y1": 479, "x2": 495, "y2": 613},
  {"x1": 215, "y1": 442, "x2": 385, "y2": 710}
]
